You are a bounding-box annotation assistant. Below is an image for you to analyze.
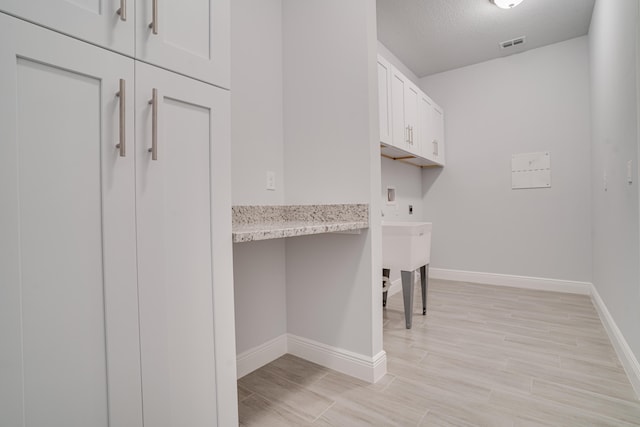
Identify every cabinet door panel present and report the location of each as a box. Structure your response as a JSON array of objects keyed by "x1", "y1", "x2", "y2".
[
  {"x1": 0, "y1": 15, "x2": 140, "y2": 427},
  {"x1": 0, "y1": 0, "x2": 134, "y2": 55},
  {"x1": 433, "y1": 105, "x2": 445, "y2": 165},
  {"x1": 135, "y1": 62, "x2": 235, "y2": 427},
  {"x1": 405, "y1": 83, "x2": 419, "y2": 154},
  {"x1": 136, "y1": 0, "x2": 229, "y2": 88},
  {"x1": 391, "y1": 71, "x2": 407, "y2": 150},
  {"x1": 377, "y1": 56, "x2": 392, "y2": 145},
  {"x1": 419, "y1": 95, "x2": 434, "y2": 161}
]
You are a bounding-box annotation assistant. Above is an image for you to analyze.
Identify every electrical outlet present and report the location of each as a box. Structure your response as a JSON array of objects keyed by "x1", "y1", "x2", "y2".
[{"x1": 266, "y1": 171, "x2": 276, "y2": 191}]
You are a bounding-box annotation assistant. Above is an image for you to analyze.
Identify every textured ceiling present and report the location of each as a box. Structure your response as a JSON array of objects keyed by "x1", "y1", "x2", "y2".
[{"x1": 377, "y1": 0, "x2": 596, "y2": 77}]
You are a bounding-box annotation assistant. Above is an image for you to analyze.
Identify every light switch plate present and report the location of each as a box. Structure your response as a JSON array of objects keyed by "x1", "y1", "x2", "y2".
[{"x1": 266, "y1": 171, "x2": 276, "y2": 191}]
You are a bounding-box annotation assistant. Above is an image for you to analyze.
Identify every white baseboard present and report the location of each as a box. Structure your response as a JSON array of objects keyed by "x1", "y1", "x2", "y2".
[
  {"x1": 590, "y1": 284, "x2": 640, "y2": 398},
  {"x1": 236, "y1": 334, "x2": 287, "y2": 379},
  {"x1": 288, "y1": 334, "x2": 387, "y2": 383},
  {"x1": 236, "y1": 333, "x2": 387, "y2": 383},
  {"x1": 429, "y1": 267, "x2": 591, "y2": 295}
]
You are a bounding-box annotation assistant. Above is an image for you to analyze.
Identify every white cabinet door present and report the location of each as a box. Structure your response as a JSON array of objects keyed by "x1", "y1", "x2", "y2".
[
  {"x1": 135, "y1": 62, "x2": 236, "y2": 427},
  {"x1": 405, "y1": 82, "x2": 420, "y2": 155},
  {"x1": 419, "y1": 93, "x2": 435, "y2": 161},
  {"x1": 0, "y1": 0, "x2": 134, "y2": 56},
  {"x1": 432, "y1": 103, "x2": 446, "y2": 165},
  {"x1": 377, "y1": 55, "x2": 392, "y2": 145},
  {"x1": 0, "y1": 14, "x2": 141, "y2": 427},
  {"x1": 136, "y1": 0, "x2": 229, "y2": 88},
  {"x1": 390, "y1": 68, "x2": 408, "y2": 151},
  {"x1": 390, "y1": 67, "x2": 420, "y2": 154}
]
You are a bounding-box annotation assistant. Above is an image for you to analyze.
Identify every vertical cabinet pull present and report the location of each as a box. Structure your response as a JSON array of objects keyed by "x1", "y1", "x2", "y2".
[
  {"x1": 149, "y1": 0, "x2": 158, "y2": 34},
  {"x1": 117, "y1": 0, "x2": 127, "y2": 21},
  {"x1": 433, "y1": 140, "x2": 438, "y2": 156},
  {"x1": 148, "y1": 88, "x2": 158, "y2": 160},
  {"x1": 115, "y1": 79, "x2": 126, "y2": 157}
]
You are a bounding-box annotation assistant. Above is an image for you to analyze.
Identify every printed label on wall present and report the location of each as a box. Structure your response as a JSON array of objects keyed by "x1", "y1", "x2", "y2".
[{"x1": 512, "y1": 152, "x2": 551, "y2": 189}]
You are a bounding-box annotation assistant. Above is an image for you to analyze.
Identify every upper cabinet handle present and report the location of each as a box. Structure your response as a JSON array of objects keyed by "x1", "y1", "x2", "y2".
[
  {"x1": 116, "y1": 0, "x2": 126, "y2": 21},
  {"x1": 149, "y1": 0, "x2": 158, "y2": 34},
  {"x1": 148, "y1": 88, "x2": 158, "y2": 160},
  {"x1": 115, "y1": 79, "x2": 126, "y2": 157}
]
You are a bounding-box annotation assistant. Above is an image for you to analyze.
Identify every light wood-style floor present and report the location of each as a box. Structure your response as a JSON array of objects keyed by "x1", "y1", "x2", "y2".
[{"x1": 237, "y1": 279, "x2": 640, "y2": 426}]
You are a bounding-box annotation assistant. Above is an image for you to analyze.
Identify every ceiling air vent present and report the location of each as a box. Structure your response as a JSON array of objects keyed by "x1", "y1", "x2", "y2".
[{"x1": 499, "y1": 36, "x2": 526, "y2": 50}]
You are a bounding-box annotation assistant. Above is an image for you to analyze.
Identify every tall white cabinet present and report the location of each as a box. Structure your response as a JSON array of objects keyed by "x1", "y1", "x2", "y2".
[{"x1": 0, "y1": 6, "x2": 236, "y2": 427}]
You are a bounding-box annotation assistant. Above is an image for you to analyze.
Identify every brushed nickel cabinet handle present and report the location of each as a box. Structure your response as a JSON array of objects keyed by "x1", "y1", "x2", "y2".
[
  {"x1": 116, "y1": 0, "x2": 126, "y2": 21},
  {"x1": 115, "y1": 79, "x2": 126, "y2": 157},
  {"x1": 148, "y1": 88, "x2": 158, "y2": 160},
  {"x1": 148, "y1": 0, "x2": 158, "y2": 34}
]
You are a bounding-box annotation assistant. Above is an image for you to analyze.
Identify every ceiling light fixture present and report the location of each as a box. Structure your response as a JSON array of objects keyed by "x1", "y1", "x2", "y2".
[{"x1": 492, "y1": 0, "x2": 524, "y2": 9}]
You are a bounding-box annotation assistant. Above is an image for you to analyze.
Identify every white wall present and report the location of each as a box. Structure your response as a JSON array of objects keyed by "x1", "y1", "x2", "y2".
[
  {"x1": 231, "y1": 0, "x2": 284, "y2": 207},
  {"x1": 378, "y1": 41, "x2": 419, "y2": 85},
  {"x1": 419, "y1": 37, "x2": 592, "y2": 282},
  {"x1": 381, "y1": 157, "x2": 423, "y2": 221},
  {"x1": 589, "y1": 0, "x2": 640, "y2": 361},
  {"x1": 231, "y1": 0, "x2": 287, "y2": 355},
  {"x1": 283, "y1": 0, "x2": 383, "y2": 358}
]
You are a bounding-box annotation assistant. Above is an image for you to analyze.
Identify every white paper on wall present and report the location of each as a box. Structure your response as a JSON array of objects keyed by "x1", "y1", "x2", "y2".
[{"x1": 511, "y1": 151, "x2": 551, "y2": 189}]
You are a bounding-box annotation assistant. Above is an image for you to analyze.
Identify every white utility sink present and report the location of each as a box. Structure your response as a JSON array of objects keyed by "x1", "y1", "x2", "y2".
[
  {"x1": 381, "y1": 221, "x2": 432, "y2": 329},
  {"x1": 381, "y1": 221, "x2": 432, "y2": 272}
]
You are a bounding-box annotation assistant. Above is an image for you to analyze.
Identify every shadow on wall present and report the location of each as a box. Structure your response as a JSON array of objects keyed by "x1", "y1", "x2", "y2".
[{"x1": 422, "y1": 168, "x2": 444, "y2": 196}]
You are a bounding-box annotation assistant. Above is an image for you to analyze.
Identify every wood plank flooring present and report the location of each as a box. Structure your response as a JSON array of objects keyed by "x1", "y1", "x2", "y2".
[{"x1": 237, "y1": 279, "x2": 640, "y2": 426}]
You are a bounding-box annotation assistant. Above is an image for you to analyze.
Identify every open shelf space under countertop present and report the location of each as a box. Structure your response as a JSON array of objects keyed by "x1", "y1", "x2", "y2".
[{"x1": 232, "y1": 204, "x2": 369, "y2": 243}]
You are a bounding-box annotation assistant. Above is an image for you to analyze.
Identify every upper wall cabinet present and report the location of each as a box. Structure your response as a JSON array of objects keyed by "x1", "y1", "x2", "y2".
[
  {"x1": 378, "y1": 55, "x2": 445, "y2": 167},
  {"x1": 0, "y1": 0, "x2": 230, "y2": 88}
]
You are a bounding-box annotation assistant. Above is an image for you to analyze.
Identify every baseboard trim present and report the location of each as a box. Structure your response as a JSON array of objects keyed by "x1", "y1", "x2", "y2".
[
  {"x1": 429, "y1": 268, "x2": 591, "y2": 295},
  {"x1": 236, "y1": 334, "x2": 288, "y2": 379},
  {"x1": 288, "y1": 334, "x2": 387, "y2": 383},
  {"x1": 590, "y1": 284, "x2": 640, "y2": 398},
  {"x1": 236, "y1": 333, "x2": 387, "y2": 383}
]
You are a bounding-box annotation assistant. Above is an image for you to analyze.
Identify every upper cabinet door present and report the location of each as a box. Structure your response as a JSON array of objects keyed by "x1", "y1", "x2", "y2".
[
  {"x1": 405, "y1": 83, "x2": 420, "y2": 155},
  {"x1": 0, "y1": 14, "x2": 141, "y2": 427},
  {"x1": 391, "y1": 68, "x2": 408, "y2": 151},
  {"x1": 377, "y1": 55, "x2": 392, "y2": 145},
  {"x1": 432, "y1": 103, "x2": 446, "y2": 165},
  {"x1": 135, "y1": 62, "x2": 236, "y2": 427},
  {"x1": 419, "y1": 94, "x2": 435, "y2": 162},
  {"x1": 136, "y1": 0, "x2": 230, "y2": 88},
  {"x1": 0, "y1": 0, "x2": 134, "y2": 56}
]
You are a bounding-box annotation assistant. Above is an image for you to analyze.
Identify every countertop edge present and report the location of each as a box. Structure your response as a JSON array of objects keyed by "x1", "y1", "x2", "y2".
[{"x1": 232, "y1": 220, "x2": 369, "y2": 243}]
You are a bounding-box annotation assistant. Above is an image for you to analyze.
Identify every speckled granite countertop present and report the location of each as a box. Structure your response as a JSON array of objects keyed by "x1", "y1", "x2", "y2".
[{"x1": 232, "y1": 204, "x2": 369, "y2": 243}]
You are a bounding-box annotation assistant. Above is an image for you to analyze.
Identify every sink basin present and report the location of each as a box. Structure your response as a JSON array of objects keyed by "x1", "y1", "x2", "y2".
[{"x1": 382, "y1": 221, "x2": 432, "y2": 272}]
